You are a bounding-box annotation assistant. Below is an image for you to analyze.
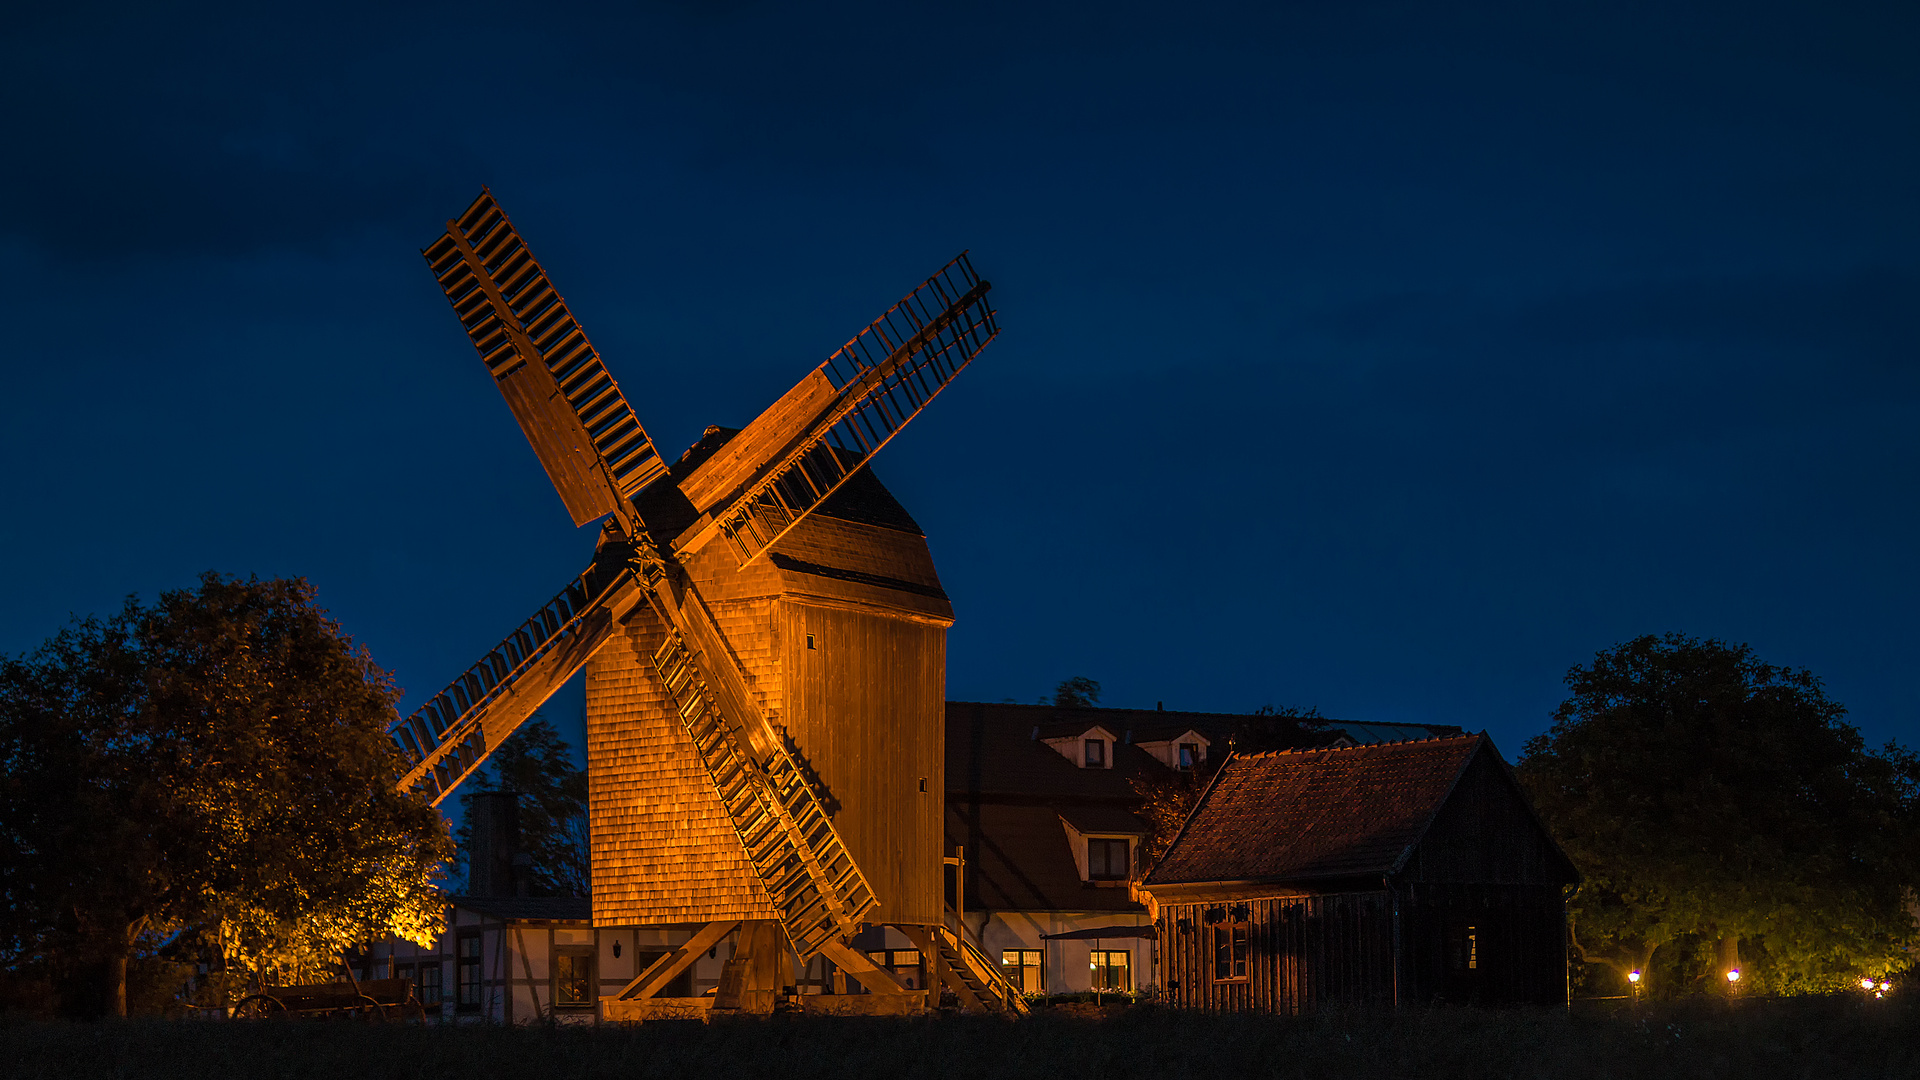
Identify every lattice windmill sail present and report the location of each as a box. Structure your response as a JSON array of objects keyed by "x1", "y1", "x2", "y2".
[{"x1": 389, "y1": 190, "x2": 1025, "y2": 1015}]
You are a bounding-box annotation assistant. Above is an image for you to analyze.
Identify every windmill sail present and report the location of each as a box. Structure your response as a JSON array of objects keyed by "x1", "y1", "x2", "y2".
[
  {"x1": 674, "y1": 253, "x2": 996, "y2": 563},
  {"x1": 424, "y1": 190, "x2": 670, "y2": 526},
  {"x1": 391, "y1": 555, "x2": 646, "y2": 806}
]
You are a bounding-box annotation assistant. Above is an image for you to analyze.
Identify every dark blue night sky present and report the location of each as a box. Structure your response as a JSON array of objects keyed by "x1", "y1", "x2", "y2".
[{"x1": 4, "y1": 1, "x2": 1916, "y2": 764}]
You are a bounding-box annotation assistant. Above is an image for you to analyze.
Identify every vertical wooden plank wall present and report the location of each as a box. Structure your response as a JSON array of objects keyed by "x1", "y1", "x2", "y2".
[{"x1": 1157, "y1": 893, "x2": 1394, "y2": 1014}]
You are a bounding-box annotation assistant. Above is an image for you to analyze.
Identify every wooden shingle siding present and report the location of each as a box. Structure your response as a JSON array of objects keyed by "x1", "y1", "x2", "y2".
[
  {"x1": 1158, "y1": 892, "x2": 1395, "y2": 1014},
  {"x1": 588, "y1": 599, "x2": 779, "y2": 925}
]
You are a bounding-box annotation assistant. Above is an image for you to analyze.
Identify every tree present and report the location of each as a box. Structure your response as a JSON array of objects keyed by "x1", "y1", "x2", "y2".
[
  {"x1": 1046, "y1": 676, "x2": 1101, "y2": 708},
  {"x1": 455, "y1": 714, "x2": 589, "y2": 897},
  {"x1": 1518, "y1": 633, "x2": 1920, "y2": 997},
  {"x1": 0, "y1": 573, "x2": 453, "y2": 1016}
]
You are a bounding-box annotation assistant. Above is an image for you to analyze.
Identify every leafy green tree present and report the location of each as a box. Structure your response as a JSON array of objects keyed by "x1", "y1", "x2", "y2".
[
  {"x1": 455, "y1": 715, "x2": 589, "y2": 897},
  {"x1": 1518, "y1": 633, "x2": 1920, "y2": 997},
  {"x1": 0, "y1": 573, "x2": 453, "y2": 1016}
]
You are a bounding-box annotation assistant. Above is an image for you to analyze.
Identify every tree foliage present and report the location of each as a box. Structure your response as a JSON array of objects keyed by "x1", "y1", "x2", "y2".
[
  {"x1": 1047, "y1": 676, "x2": 1101, "y2": 708},
  {"x1": 0, "y1": 573, "x2": 453, "y2": 1015},
  {"x1": 1518, "y1": 633, "x2": 1920, "y2": 997},
  {"x1": 455, "y1": 715, "x2": 589, "y2": 897}
]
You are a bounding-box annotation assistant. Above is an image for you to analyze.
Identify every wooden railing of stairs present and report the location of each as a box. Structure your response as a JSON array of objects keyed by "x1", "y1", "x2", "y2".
[
  {"x1": 900, "y1": 922, "x2": 1030, "y2": 1015},
  {"x1": 648, "y1": 618, "x2": 882, "y2": 969}
]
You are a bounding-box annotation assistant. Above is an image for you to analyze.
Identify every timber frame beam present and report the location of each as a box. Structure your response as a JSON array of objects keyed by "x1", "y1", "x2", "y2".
[
  {"x1": 614, "y1": 921, "x2": 740, "y2": 1000},
  {"x1": 819, "y1": 940, "x2": 914, "y2": 995}
]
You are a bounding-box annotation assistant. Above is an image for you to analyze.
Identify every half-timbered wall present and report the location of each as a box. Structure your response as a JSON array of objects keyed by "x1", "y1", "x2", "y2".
[{"x1": 1157, "y1": 891, "x2": 1395, "y2": 1014}]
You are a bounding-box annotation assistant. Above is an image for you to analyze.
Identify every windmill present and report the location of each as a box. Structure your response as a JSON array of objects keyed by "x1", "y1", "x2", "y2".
[{"x1": 387, "y1": 190, "x2": 1024, "y2": 1016}]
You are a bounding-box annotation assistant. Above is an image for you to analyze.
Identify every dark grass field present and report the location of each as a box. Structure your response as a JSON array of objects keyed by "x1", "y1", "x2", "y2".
[{"x1": 5, "y1": 996, "x2": 1917, "y2": 1080}]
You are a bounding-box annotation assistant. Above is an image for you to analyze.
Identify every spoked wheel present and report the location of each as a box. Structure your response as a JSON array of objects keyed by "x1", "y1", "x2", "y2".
[
  {"x1": 350, "y1": 995, "x2": 390, "y2": 1022},
  {"x1": 232, "y1": 994, "x2": 287, "y2": 1020}
]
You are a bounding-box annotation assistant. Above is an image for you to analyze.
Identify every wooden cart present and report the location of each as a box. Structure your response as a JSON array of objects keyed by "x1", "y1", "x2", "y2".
[{"x1": 231, "y1": 977, "x2": 426, "y2": 1021}]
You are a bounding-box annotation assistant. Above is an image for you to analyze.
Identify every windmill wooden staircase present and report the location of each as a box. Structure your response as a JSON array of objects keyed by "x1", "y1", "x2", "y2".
[
  {"x1": 912, "y1": 924, "x2": 1031, "y2": 1015},
  {"x1": 648, "y1": 628, "x2": 877, "y2": 960}
]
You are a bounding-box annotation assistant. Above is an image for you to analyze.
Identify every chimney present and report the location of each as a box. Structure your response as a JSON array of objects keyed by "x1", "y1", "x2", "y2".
[{"x1": 466, "y1": 791, "x2": 524, "y2": 898}]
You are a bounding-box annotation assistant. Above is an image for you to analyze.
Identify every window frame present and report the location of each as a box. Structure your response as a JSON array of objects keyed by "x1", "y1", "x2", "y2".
[
  {"x1": 1083, "y1": 738, "x2": 1106, "y2": 768},
  {"x1": 1211, "y1": 921, "x2": 1249, "y2": 982},
  {"x1": 1087, "y1": 837, "x2": 1131, "y2": 881},
  {"x1": 552, "y1": 946, "x2": 595, "y2": 1009},
  {"x1": 1178, "y1": 742, "x2": 1200, "y2": 769},
  {"x1": 456, "y1": 932, "x2": 483, "y2": 1011},
  {"x1": 1000, "y1": 949, "x2": 1044, "y2": 994},
  {"x1": 1090, "y1": 949, "x2": 1131, "y2": 992},
  {"x1": 416, "y1": 961, "x2": 443, "y2": 1006}
]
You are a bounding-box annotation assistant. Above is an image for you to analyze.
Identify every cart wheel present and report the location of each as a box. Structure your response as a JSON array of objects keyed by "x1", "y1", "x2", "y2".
[
  {"x1": 354, "y1": 995, "x2": 390, "y2": 1022},
  {"x1": 402, "y1": 997, "x2": 428, "y2": 1023},
  {"x1": 232, "y1": 994, "x2": 287, "y2": 1020}
]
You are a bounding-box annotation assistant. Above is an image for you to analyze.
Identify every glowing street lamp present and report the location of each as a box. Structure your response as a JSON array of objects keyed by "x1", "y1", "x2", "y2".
[
  {"x1": 1862, "y1": 977, "x2": 1877, "y2": 991},
  {"x1": 1725, "y1": 969, "x2": 1740, "y2": 983},
  {"x1": 1627, "y1": 971, "x2": 1642, "y2": 984}
]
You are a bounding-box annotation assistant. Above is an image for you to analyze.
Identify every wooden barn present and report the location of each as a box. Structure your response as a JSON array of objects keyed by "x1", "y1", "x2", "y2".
[{"x1": 1143, "y1": 734, "x2": 1578, "y2": 1012}]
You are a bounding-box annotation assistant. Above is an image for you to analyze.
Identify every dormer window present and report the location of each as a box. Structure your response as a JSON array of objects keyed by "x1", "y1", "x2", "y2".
[
  {"x1": 1139, "y1": 729, "x2": 1210, "y2": 771},
  {"x1": 1088, "y1": 838, "x2": 1130, "y2": 880},
  {"x1": 1042, "y1": 724, "x2": 1118, "y2": 768}
]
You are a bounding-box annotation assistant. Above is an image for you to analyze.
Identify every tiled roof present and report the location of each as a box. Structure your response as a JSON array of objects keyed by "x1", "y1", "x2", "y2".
[
  {"x1": 1145, "y1": 735, "x2": 1485, "y2": 887},
  {"x1": 945, "y1": 802, "x2": 1144, "y2": 914},
  {"x1": 450, "y1": 896, "x2": 593, "y2": 921},
  {"x1": 1059, "y1": 804, "x2": 1151, "y2": 835}
]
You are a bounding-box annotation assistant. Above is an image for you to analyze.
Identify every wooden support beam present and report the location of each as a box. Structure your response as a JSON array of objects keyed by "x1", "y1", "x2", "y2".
[
  {"x1": 614, "y1": 921, "x2": 738, "y2": 1000},
  {"x1": 513, "y1": 928, "x2": 545, "y2": 1022},
  {"x1": 818, "y1": 940, "x2": 914, "y2": 995},
  {"x1": 896, "y1": 926, "x2": 985, "y2": 1011}
]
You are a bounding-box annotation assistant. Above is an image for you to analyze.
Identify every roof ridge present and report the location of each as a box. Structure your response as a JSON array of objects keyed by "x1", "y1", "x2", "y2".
[{"x1": 1235, "y1": 732, "x2": 1482, "y2": 759}]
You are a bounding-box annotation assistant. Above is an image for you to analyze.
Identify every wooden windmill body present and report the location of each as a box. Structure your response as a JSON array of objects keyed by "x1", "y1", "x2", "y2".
[
  {"x1": 591, "y1": 430, "x2": 950, "y2": 932},
  {"x1": 387, "y1": 191, "x2": 1022, "y2": 1016}
]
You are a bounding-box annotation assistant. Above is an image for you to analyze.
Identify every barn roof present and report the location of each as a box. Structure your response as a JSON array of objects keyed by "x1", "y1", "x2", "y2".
[{"x1": 1145, "y1": 734, "x2": 1490, "y2": 887}]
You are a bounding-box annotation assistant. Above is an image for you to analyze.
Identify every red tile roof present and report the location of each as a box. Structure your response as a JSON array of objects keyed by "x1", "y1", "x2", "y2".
[{"x1": 1145, "y1": 735, "x2": 1486, "y2": 886}]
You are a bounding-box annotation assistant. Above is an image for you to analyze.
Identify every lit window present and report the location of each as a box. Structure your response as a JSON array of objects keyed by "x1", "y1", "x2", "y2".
[
  {"x1": 1212, "y1": 922, "x2": 1248, "y2": 981},
  {"x1": 1178, "y1": 742, "x2": 1200, "y2": 769},
  {"x1": 1001, "y1": 949, "x2": 1044, "y2": 993},
  {"x1": 554, "y1": 950, "x2": 593, "y2": 1007},
  {"x1": 1088, "y1": 838, "x2": 1130, "y2": 880},
  {"x1": 1091, "y1": 950, "x2": 1131, "y2": 991},
  {"x1": 1084, "y1": 739, "x2": 1106, "y2": 768}
]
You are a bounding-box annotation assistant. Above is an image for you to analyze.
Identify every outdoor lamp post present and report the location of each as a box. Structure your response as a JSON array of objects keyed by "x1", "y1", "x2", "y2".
[
  {"x1": 1726, "y1": 968, "x2": 1740, "y2": 1002},
  {"x1": 1627, "y1": 969, "x2": 1641, "y2": 1010}
]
